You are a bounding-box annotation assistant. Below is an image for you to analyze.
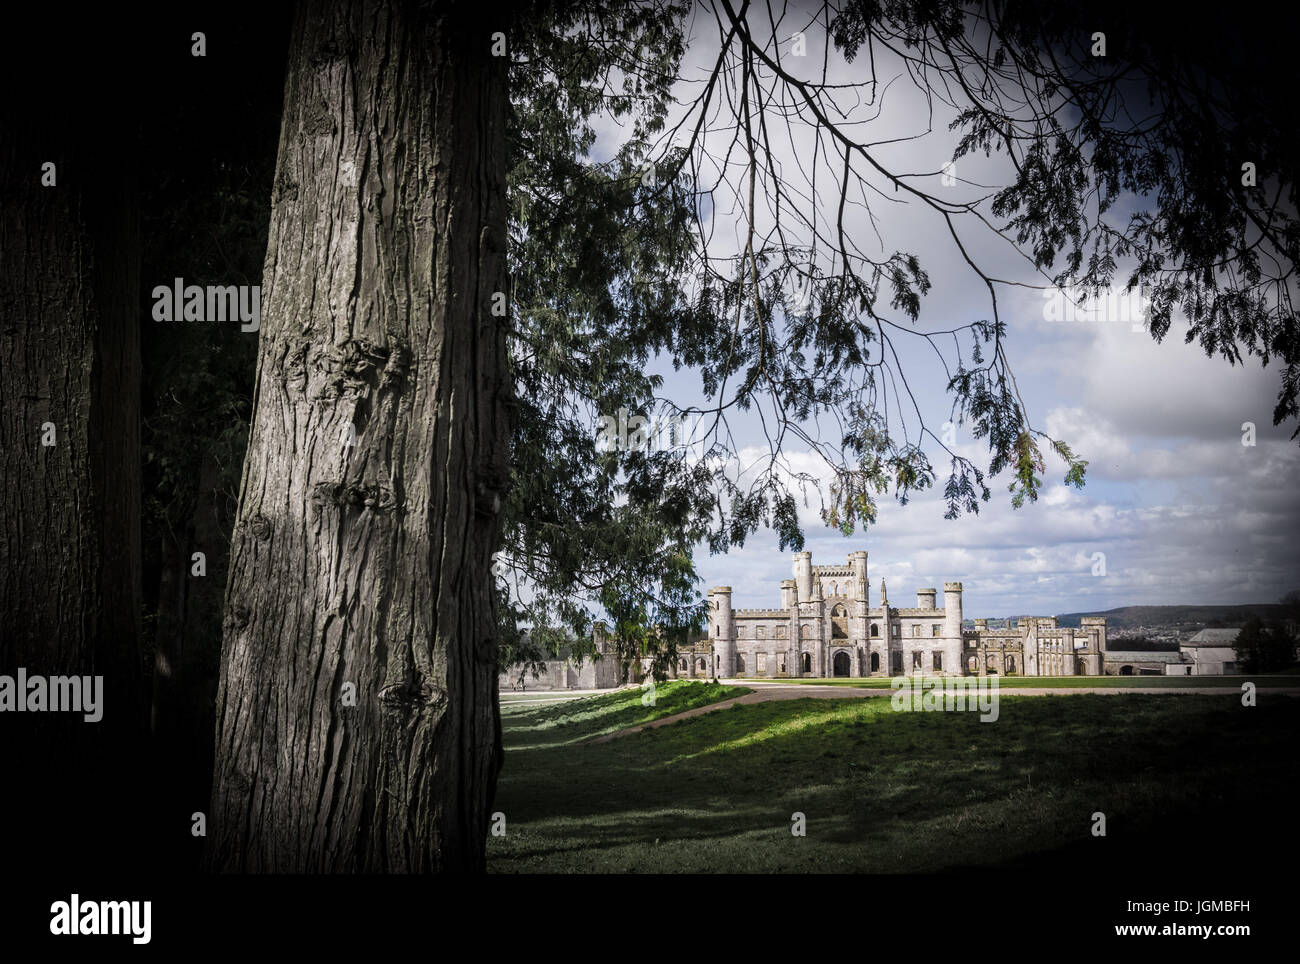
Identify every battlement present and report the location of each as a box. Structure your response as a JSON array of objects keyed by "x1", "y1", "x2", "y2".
[{"x1": 871, "y1": 606, "x2": 948, "y2": 617}]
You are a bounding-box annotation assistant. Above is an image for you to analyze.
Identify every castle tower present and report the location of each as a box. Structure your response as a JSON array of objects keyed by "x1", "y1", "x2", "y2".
[
  {"x1": 1080, "y1": 616, "x2": 1107, "y2": 675},
  {"x1": 875, "y1": 578, "x2": 892, "y2": 676},
  {"x1": 850, "y1": 551, "x2": 869, "y2": 675},
  {"x1": 792, "y1": 551, "x2": 819, "y2": 674},
  {"x1": 916, "y1": 587, "x2": 937, "y2": 609},
  {"x1": 943, "y1": 581, "x2": 964, "y2": 676},
  {"x1": 786, "y1": 578, "x2": 802, "y2": 675},
  {"x1": 1061, "y1": 626, "x2": 1076, "y2": 676},
  {"x1": 851, "y1": 551, "x2": 868, "y2": 604},
  {"x1": 709, "y1": 586, "x2": 735, "y2": 678},
  {"x1": 794, "y1": 551, "x2": 813, "y2": 603},
  {"x1": 1021, "y1": 616, "x2": 1039, "y2": 676}
]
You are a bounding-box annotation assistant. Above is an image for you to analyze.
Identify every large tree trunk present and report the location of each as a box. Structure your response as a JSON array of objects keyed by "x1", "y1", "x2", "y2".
[
  {"x1": 208, "y1": 0, "x2": 511, "y2": 872},
  {"x1": 0, "y1": 89, "x2": 143, "y2": 863}
]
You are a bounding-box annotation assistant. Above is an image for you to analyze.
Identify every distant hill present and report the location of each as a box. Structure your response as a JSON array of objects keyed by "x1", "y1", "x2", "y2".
[{"x1": 1052, "y1": 604, "x2": 1291, "y2": 631}]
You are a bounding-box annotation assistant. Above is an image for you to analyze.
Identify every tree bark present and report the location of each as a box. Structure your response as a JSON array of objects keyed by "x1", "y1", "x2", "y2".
[
  {"x1": 0, "y1": 93, "x2": 143, "y2": 863},
  {"x1": 208, "y1": 0, "x2": 511, "y2": 872}
]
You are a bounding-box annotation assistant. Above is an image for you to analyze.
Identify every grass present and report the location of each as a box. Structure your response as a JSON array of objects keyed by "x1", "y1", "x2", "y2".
[
  {"x1": 734, "y1": 673, "x2": 1300, "y2": 688},
  {"x1": 488, "y1": 685, "x2": 1300, "y2": 873},
  {"x1": 498, "y1": 679, "x2": 749, "y2": 748}
]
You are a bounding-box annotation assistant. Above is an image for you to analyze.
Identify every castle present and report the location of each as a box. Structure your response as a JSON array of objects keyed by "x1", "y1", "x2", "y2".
[{"x1": 707, "y1": 551, "x2": 1108, "y2": 678}]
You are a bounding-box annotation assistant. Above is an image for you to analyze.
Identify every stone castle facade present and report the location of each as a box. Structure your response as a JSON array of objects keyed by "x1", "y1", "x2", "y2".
[{"x1": 708, "y1": 551, "x2": 1107, "y2": 678}]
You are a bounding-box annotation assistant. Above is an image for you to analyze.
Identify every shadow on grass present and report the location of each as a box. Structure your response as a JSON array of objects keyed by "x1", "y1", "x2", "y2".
[
  {"x1": 489, "y1": 694, "x2": 1300, "y2": 873},
  {"x1": 500, "y1": 680, "x2": 750, "y2": 748}
]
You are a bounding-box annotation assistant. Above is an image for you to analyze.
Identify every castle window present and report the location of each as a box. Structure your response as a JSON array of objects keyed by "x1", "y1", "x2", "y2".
[
  {"x1": 800, "y1": 624, "x2": 811, "y2": 639},
  {"x1": 778, "y1": 653, "x2": 787, "y2": 674},
  {"x1": 933, "y1": 652, "x2": 943, "y2": 671},
  {"x1": 912, "y1": 625, "x2": 920, "y2": 638},
  {"x1": 776, "y1": 626, "x2": 787, "y2": 639},
  {"x1": 756, "y1": 626, "x2": 766, "y2": 639},
  {"x1": 870, "y1": 624, "x2": 879, "y2": 637},
  {"x1": 756, "y1": 653, "x2": 767, "y2": 675},
  {"x1": 891, "y1": 624, "x2": 900, "y2": 638},
  {"x1": 932, "y1": 624, "x2": 941, "y2": 637},
  {"x1": 830, "y1": 604, "x2": 849, "y2": 639},
  {"x1": 912, "y1": 651, "x2": 923, "y2": 670}
]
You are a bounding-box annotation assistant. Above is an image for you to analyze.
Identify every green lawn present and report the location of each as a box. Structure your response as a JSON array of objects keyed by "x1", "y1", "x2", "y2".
[
  {"x1": 734, "y1": 673, "x2": 1300, "y2": 688},
  {"x1": 488, "y1": 683, "x2": 1300, "y2": 872},
  {"x1": 498, "y1": 679, "x2": 748, "y2": 748}
]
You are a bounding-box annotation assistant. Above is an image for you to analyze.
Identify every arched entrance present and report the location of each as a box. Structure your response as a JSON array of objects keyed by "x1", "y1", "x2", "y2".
[
  {"x1": 801, "y1": 652, "x2": 812, "y2": 674},
  {"x1": 870, "y1": 652, "x2": 880, "y2": 673},
  {"x1": 833, "y1": 651, "x2": 851, "y2": 677},
  {"x1": 1120, "y1": 664, "x2": 1133, "y2": 676}
]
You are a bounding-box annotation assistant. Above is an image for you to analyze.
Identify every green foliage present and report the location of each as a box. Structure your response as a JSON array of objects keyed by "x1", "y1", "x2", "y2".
[
  {"x1": 497, "y1": 2, "x2": 712, "y2": 663},
  {"x1": 930, "y1": 1, "x2": 1300, "y2": 437},
  {"x1": 1233, "y1": 616, "x2": 1297, "y2": 674}
]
